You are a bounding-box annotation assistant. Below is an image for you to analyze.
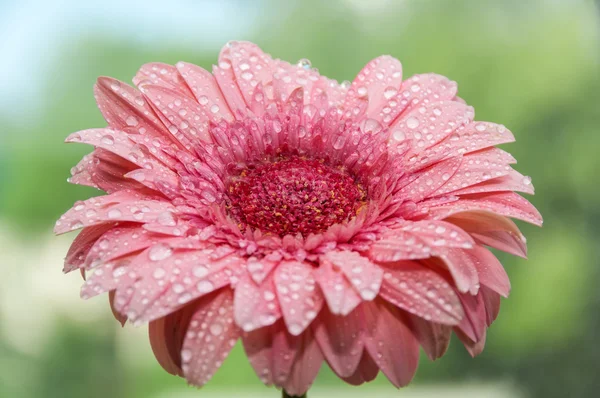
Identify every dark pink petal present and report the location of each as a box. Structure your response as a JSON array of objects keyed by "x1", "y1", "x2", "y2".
[
  {"x1": 428, "y1": 192, "x2": 543, "y2": 226},
  {"x1": 174, "y1": 62, "x2": 234, "y2": 122},
  {"x1": 344, "y1": 55, "x2": 403, "y2": 123},
  {"x1": 181, "y1": 289, "x2": 240, "y2": 387},
  {"x1": 281, "y1": 327, "x2": 323, "y2": 396},
  {"x1": 455, "y1": 328, "x2": 486, "y2": 357},
  {"x1": 341, "y1": 351, "x2": 379, "y2": 386},
  {"x1": 444, "y1": 210, "x2": 528, "y2": 258},
  {"x1": 314, "y1": 258, "x2": 361, "y2": 316},
  {"x1": 481, "y1": 285, "x2": 501, "y2": 326},
  {"x1": 148, "y1": 305, "x2": 194, "y2": 377},
  {"x1": 362, "y1": 300, "x2": 420, "y2": 388},
  {"x1": 455, "y1": 291, "x2": 486, "y2": 343},
  {"x1": 234, "y1": 272, "x2": 282, "y2": 332},
  {"x1": 133, "y1": 62, "x2": 193, "y2": 97},
  {"x1": 406, "y1": 314, "x2": 452, "y2": 360},
  {"x1": 324, "y1": 251, "x2": 383, "y2": 301},
  {"x1": 379, "y1": 261, "x2": 464, "y2": 324},
  {"x1": 109, "y1": 290, "x2": 127, "y2": 326},
  {"x1": 241, "y1": 320, "x2": 298, "y2": 387},
  {"x1": 313, "y1": 306, "x2": 364, "y2": 378},
  {"x1": 274, "y1": 261, "x2": 324, "y2": 336},
  {"x1": 465, "y1": 246, "x2": 511, "y2": 297},
  {"x1": 64, "y1": 224, "x2": 115, "y2": 273}
]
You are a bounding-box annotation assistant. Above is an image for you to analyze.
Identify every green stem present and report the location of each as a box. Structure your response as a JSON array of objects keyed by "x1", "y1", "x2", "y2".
[{"x1": 282, "y1": 390, "x2": 306, "y2": 398}]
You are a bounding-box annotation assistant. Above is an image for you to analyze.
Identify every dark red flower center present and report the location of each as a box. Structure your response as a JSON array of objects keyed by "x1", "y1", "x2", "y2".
[{"x1": 227, "y1": 157, "x2": 365, "y2": 236}]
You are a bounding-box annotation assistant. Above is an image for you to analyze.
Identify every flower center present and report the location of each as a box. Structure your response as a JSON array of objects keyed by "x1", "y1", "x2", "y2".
[{"x1": 227, "y1": 157, "x2": 365, "y2": 236}]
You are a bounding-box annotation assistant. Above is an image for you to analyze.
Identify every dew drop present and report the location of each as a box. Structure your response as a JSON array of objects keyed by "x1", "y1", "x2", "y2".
[
  {"x1": 406, "y1": 117, "x2": 420, "y2": 129},
  {"x1": 197, "y1": 280, "x2": 214, "y2": 293},
  {"x1": 126, "y1": 116, "x2": 139, "y2": 127},
  {"x1": 148, "y1": 243, "x2": 172, "y2": 261}
]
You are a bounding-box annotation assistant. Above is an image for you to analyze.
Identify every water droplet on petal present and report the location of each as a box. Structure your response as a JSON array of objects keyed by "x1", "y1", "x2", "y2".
[
  {"x1": 406, "y1": 117, "x2": 420, "y2": 129},
  {"x1": 148, "y1": 243, "x2": 172, "y2": 261}
]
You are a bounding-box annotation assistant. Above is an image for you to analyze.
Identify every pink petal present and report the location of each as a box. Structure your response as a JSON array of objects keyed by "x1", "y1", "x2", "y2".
[
  {"x1": 324, "y1": 251, "x2": 383, "y2": 301},
  {"x1": 449, "y1": 168, "x2": 534, "y2": 196},
  {"x1": 54, "y1": 191, "x2": 176, "y2": 235},
  {"x1": 140, "y1": 83, "x2": 214, "y2": 143},
  {"x1": 133, "y1": 62, "x2": 193, "y2": 97},
  {"x1": 241, "y1": 320, "x2": 298, "y2": 387},
  {"x1": 64, "y1": 224, "x2": 115, "y2": 273},
  {"x1": 281, "y1": 327, "x2": 323, "y2": 396},
  {"x1": 314, "y1": 257, "x2": 361, "y2": 316},
  {"x1": 174, "y1": 62, "x2": 234, "y2": 122},
  {"x1": 389, "y1": 101, "x2": 473, "y2": 153},
  {"x1": 455, "y1": 291, "x2": 486, "y2": 342},
  {"x1": 84, "y1": 225, "x2": 158, "y2": 269},
  {"x1": 455, "y1": 327, "x2": 486, "y2": 357},
  {"x1": 344, "y1": 55, "x2": 403, "y2": 123},
  {"x1": 428, "y1": 192, "x2": 543, "y2": 226},
  {"x1": 341, "y1": 351, "x2": 379, "y2": 386},
  {"x1": 397, "y1": 156, "x2": 462, "y2": 202},
  {"x1": 109, "y1": 290, "x2": 127, "y2": 326},
  {"x1": 149, "y1": 306, "x2": 194, "y2": 377},
  {"x1": 94, "y1": 77, "x2": 177, "y2": 144},
  {"x1": 379, "y1": 261, "x2": 464, "y2": 324},
  {"x1": 181, "y1": 289, "x2": 240, "y2": 387},
  {"x1": 274, "y1": 261, "x2": 324, "y2": 336},
  {"x1": 444, "y1": 210, "x2": 527, "y2": 258},
  {"x1": 433, "y1": 248, "x2": 480, "y2": 294},
  {"x1": 246, "y1": 254, "x2": 280, "y2": 284},
  {"x1": 430, "y1": 121, "x2": 516, "y2": 158},
  {"x1": 361, "y1": 300, "x2": 420, "y2": 388},
  {"x1": 313, "y1": 306, "x2": 364, "y2": 378},
  {"x1": 233, "y1": 272, "x2": 282, "y2": 332},
  {"x1": 406, "y1": 314, "x2": 451, "y2": 360},
  {"x1": 433, "y1": 148, "x2": 516, "y2": 196},
  {"x1": 465, "y1": 246, "x2": 510, "y2": 297},
  {"x1": 481, "y1": 285, "x2": 501, "y2": 326}
]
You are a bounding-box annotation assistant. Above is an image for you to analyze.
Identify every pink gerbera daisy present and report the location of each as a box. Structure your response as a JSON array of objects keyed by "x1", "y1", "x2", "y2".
[{"x1": 55, "y1": 41, "x2": 542, "y2": 396}]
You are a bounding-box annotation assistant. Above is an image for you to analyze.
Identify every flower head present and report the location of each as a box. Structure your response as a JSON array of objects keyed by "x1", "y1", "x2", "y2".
[{"x1": 55, "y1": 41, "x2": 542, "y2": 395}]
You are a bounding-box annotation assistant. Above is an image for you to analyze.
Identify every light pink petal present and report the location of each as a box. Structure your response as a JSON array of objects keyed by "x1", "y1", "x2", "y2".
[
  {"x1": 433, "y1": 248, "x2": 480, "y2": 294},
  {"x1": 324, "y1": 251, "x2": 383, "y2": 301},
  {"x1": 369, "y1": 220, "x2": 474, "y2": 263},
  {"x1": 174, "y1": 62, "x2": 234, "y2": 122},
  {"x1": 449, "y1": 168, "x2": 534, "y2": 196},
  {"x1": 54, "y1": 192, "x2": 177, "y2": 235},
  {"x1": 123, "y1": 247, "x2": 239, "y2": 323},
  {"x1": 379, "y1": 261, "x2": 464, "y2": 324},
  {"x1": 444, "y1": 210, "x2": 527, "y2": 257},
  {"x1": 133, "y1": 62, "x2": 193, "y2": 97},
  {"x1": 362, "y1": 300, "x2": 420, "y2": 387},
  {"x1": 181, "y1": 289, "x2": 240, "y2": 387},
  {"x1": 465, "y1": 246, "x2": 510, "y2": 297},
  {"x1": 433, "y1": 148, "x2": 516, "y2": 196},
  {"x1": 341, "y1": 351, "x2": 379, "y2": 386},
  {"x1": 140, "y1": 83, "x2": 214, "y2": 143},
  {"x1": 281, "y1": 327, "x2": 323, "y2": 396},
  {"x1": 455, "y1": 291, "x2": 487, "y2": 343},
  {"x1": 84, "y1": 225, "x2": 158, "y2": 269},
  {"x1": 397, "y1": 156, "x2": 462, "y2": 202},
  {"x1": 233, "y1": 272, "x2": 282, "y2": 332},
  {"x1": 94, "y1": 77, "x2": 178, "y2": 144},
  {"x1": 314, "y1": 258, "x2": 361, "y2": 316},
  {"x1": 406, "y1": 314, "x2": 452, "y2": 361},
  {"x1": 241, "y1": 320, "x2": 298, "y2": 387},
  {"x1": 246, "y1": 254, "x2": 281, "y2": 284},
  {"x1": 428, "y1": 192, "x2": 543, "y2": 226},
  {"x1": 313, "y1": 306, "x2": 364, "y2": 378},
  {"x1": 344, "y1": 55, "x2": 403, "y2": 123},
  {"x1": 274, "y1": 261, "x2": 324, "y2": 336},
  {"x1": 389, "y1": 100, "x2": 473, "y2": 153}
]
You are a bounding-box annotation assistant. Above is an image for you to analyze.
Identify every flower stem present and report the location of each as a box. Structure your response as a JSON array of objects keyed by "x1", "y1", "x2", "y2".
[{"x1": 282, "y1": 390, "x2": 306, "y2": 398}]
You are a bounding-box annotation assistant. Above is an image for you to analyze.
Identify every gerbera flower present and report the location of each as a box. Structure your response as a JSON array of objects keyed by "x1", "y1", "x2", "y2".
[{"x1": 55, "y1": 41, "x2": 542, "y2": 396}]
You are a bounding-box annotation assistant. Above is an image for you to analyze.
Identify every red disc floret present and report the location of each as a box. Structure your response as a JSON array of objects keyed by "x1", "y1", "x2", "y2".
[{"x1": 227, "y1": 157, "x2": 365, "y2": 236}]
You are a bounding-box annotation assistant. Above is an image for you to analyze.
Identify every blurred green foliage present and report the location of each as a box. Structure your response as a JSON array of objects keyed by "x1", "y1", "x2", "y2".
[{"x1": 1, "y1": 0, "x2": 599, "y2": 397}]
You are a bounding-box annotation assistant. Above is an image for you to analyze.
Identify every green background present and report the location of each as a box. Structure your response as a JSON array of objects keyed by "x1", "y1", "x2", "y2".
[{"x1": 1, "y1": 0, "x2": 598, "y2": 397}]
